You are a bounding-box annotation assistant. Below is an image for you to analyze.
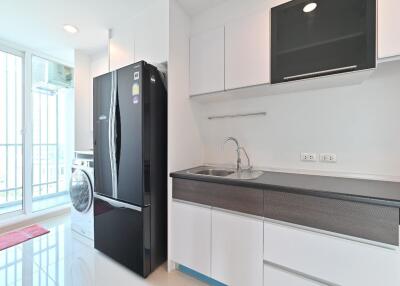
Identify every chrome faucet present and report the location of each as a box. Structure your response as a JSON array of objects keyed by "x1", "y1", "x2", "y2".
[{"x1": 224, "y1": 137, "x2": 252, "y2": 172}]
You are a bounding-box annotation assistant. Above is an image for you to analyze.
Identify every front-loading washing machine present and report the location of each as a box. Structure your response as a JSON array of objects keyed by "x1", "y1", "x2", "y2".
[{"x1": 70, "y1": 151, "x2": 94, "y2": 241}]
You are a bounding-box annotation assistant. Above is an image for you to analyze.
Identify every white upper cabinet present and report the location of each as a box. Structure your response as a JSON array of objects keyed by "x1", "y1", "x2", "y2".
[
  {"x1": 225, "y1": 10, "x2": 270, "y2": 89},
  {"x1": 190, "y1": 27, "x2": 225, "y2": 95},
  {"x1": 268, "y1": 0, "x2": 291, "y2": 9},
  {"x1": 132, "y1": 0, "x2": 168, "y2": 63},
  {"x1": 378, "y1": 0, "x2": 400, "y2": 59},
  {"x1": 171, "y1": 201, "x2": 212, "y2": 276},
  {"x1": 109, "y1": 0, "x2": 168, "y2": 70},
  {"x1": 211, "y1": 209, "x2": 263, "y2": 286},
  {"x1": 109, "y1": 28, "x2": 135, "y2": 71}
]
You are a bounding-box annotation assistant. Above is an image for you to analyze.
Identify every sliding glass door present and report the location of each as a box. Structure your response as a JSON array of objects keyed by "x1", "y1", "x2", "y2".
[
  {"x1": 31, "y1": 56, "x2": 74, "y2": 212},
  {"x1": 0, "y1": 49, "x2": 24, "y2": 215},
  {"x1": 0, "y1": 47, "x2": 73, "y2": 218}
]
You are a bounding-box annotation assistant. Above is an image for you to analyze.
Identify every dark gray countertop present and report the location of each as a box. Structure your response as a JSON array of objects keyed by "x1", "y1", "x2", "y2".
[{"x1": 170, "y1": 166, "x2": 400, "y2": 208}]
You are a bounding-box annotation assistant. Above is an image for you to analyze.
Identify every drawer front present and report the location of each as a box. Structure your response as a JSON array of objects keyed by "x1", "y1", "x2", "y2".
[
  {"x1": 264, "y1": 190, "x2": 399, "y2": 245},
  {"x1": 173, "y1": 178, "x2": 214, "y2": 206},
  {"x1": 264, "y1": 221, "x2": 400, "y2": 286},
  {"x1": 94, "y1": 195, "x2": 148, "y2": 276},
  {"x1": 173, "y1": 178, "x2": 264, "y2": 216},
  {"x1": 264, "y1": 264, "x2": 324, "y2": 286}
]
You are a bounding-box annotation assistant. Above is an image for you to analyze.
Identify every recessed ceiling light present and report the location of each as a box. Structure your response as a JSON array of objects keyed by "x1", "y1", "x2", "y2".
[
  {"x1": 63, "y1": 25, "x2": 79, "y2": 34},
  {"x1": 303, "y1": 2, "x2": 317, "y2": 13}
]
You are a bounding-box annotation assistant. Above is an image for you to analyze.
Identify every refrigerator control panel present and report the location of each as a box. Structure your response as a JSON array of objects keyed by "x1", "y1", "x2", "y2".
[{"x1": 132, "y1": 70, "x2": 140, "y2": 105}]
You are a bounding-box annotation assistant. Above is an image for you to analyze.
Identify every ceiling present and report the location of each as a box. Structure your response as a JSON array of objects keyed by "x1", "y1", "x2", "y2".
[
  {"x1": 0, "y1": 0, "x2": 155, "y2": 64},
  {"x1": 177, "y1": 0, "x2": 228, "y2": 17}
]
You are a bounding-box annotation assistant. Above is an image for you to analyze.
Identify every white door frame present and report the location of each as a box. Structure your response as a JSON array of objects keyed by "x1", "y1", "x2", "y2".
[{"x1": 0, "y1": 43, "x2": 27, "y2": 219}]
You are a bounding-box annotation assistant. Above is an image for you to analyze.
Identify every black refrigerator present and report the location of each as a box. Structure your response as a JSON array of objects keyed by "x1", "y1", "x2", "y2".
[{"x1": 93, "y1": 61, "x2": 167, "y2": 277}]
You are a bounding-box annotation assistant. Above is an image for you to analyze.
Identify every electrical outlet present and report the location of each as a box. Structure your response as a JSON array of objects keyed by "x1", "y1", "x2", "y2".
[
  {"x1": 320, "y1": 153, "x2": 337, "y2": 163},
  {"x1": 301, "y1": 153, "x2": 317, "y2": 162}
]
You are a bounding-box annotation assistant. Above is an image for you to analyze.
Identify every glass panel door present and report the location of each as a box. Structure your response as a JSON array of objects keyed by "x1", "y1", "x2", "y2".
[
  {"x1": 31, "y1": 56, "x2": 74, "y2": 212},
  {"x1": 0, "y1": 49, "x2": 23, "y2": 215},
  {"x1": 271, "y1": 0, "x2": 376, "y2": 83}
]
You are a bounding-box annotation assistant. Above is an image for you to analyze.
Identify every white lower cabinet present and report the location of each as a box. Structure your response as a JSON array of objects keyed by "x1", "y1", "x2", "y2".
[
  {"x1": 171, "y1": 200, "x2": 211, "y2": 276},
  {"x1": 211, "y1": 209, "x2": 263, "y2": 286},
  {"x1": 172, "y1": 200, "x2": 400, "y2": 286},
  {"x1": 264, "y1": 264, "x2": 323, "y2": 286},
  {"x1": 264, "y1": 221, "x2": 400, "y2": 286}
]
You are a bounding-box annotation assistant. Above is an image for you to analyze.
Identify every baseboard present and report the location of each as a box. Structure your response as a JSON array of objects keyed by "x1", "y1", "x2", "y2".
[{"x1": 177, "y1": 264, "x2": 227, "y2": 286}]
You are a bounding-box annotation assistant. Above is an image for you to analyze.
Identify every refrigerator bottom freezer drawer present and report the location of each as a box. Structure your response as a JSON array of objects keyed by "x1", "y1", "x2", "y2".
[{"x1": 94, "y1": 194, "x2": 151, "y2": 277}]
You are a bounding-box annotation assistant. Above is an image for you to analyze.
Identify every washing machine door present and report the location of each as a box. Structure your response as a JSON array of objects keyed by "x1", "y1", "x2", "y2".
[{"x1": 70, "y1": 169, "x2": 93, "y2": 213}]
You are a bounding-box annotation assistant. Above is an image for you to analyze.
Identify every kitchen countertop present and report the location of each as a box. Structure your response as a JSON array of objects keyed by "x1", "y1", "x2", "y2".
[{"x1": 170, "y1": 166, "x2": 400, "y2": 208}]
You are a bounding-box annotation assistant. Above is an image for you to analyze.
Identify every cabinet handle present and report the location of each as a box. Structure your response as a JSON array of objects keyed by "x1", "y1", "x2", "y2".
[
  {"x1": 283, "y1": 65, "x2": 358, "y2": 81},
  {"x1": 94, "y1": 193, "x2": 142, "y2": 212},
  {"x1": 109, "y1": 71, "x2": 118, "y2": 199}
]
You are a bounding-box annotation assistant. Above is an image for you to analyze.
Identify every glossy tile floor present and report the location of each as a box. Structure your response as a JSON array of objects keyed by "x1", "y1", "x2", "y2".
[{"x1": 0, "y1": 215, "x2": 206, "y2": 286}]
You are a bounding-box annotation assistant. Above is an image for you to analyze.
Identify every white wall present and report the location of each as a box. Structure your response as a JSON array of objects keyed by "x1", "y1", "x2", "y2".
[
  {"x1": 90, "y1": 49, "x2": 109, "y2": 78},
  {"x1": 195, "y1": 61, "x2": 400, "y2": 178},
  {"x1": 109, "y1": 25, "x2": 134, "y2": 71},
  {"x1": 168, "y1": 0, "x2": 204, "y2": 269},
  {"x1": 74, "y1": 50, "x2": 93, "y2": 150},
  {"x1": 188, "y1": 0, "x2": 400, "y2": 179}
]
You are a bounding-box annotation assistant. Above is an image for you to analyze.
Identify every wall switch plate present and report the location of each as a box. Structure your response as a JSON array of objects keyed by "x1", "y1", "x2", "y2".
[
  {"x1": 320, "y1": 153, "x2": 337, "y2": 163},
  {"x1": 301, "y1": 153, "x2": 317, "y2": 162}
]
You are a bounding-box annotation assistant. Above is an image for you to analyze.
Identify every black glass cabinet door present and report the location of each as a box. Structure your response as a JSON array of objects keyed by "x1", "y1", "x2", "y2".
[
  {"x1": 116, "y1": 63, "x2": 144, "y2": 206},
  {"x1": 271, "y1": 0, "x2": 376, "y2": 83},
  {"x1": 93, "y1": 73, "x2": 113, "y2": 198},
  {"x1": 94, "y1": 195, "x2": 151, "y2": 277}
]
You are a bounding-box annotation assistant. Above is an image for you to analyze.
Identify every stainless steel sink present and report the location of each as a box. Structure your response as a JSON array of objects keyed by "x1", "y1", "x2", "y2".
[
  {"x1": 187, "y1": 166, "x2": 263, "y2": 180},
  {"x1": 195, "y1": 169, "x2": 235, "y2": 177},
  {"x1": 188, "y1": 138, "x2": 263, "y2": 180}
]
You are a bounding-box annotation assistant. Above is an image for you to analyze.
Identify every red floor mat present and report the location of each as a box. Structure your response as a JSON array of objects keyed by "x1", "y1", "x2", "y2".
[{"x1": 0, "y1": 224, "x2": 49, "y2": 251}]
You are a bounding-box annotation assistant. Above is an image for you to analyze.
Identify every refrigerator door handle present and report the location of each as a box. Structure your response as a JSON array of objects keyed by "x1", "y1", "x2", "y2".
[
  {"x1": 109, "y1": 71, "x2": 118, "y2": 198},
  {"x1": 94, "y1": 193, "x2": 142, "y2": 212}
]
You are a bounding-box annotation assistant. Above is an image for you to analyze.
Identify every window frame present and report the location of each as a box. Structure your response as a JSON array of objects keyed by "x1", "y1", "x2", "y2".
[
  {"x1": 0, "y1": 43, "x2": 25, "y2": 219},
  {"x1": 30, "y1": 55, "x2": 73, "y2": 212},
  {"x1": 0, "y1": 42, "x2": 74, "y2": 220}
]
